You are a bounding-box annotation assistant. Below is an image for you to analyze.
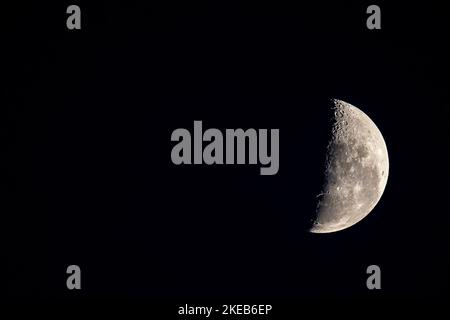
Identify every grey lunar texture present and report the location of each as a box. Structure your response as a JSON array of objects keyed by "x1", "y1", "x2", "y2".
[{"x1": 310, "y1": 99, "x2": 389, "y2": 233}]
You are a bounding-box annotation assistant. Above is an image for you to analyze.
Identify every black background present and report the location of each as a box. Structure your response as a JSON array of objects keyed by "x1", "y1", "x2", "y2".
[{"x1": 5, "y1": 0, "x2": 450, "y2": 305}]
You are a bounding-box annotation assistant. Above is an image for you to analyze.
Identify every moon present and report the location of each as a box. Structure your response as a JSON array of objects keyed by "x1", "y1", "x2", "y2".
[{"x1": 310, "y1": 99, "x2": 389, "y2": 233}]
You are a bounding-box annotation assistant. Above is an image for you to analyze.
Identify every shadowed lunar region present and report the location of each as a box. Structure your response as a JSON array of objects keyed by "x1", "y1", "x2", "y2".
[{"x1": 310, "y1": 99, "x2": 389, "y2": 233}]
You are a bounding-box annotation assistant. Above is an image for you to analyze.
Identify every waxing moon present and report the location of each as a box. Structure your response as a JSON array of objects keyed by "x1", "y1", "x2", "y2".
[{"x1": 310, "y1": 99, "x2": 389, "y2": 233}]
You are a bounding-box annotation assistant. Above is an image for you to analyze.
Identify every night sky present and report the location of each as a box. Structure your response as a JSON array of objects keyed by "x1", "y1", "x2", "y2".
[{"x1": 6, "y1": 1, "x2": 449, "y2": 305}]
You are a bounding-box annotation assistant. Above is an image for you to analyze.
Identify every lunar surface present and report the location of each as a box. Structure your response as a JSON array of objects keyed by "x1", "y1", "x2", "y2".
[{"x1": 310, "y1": 99, "x2": 389, "y2": 233}]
